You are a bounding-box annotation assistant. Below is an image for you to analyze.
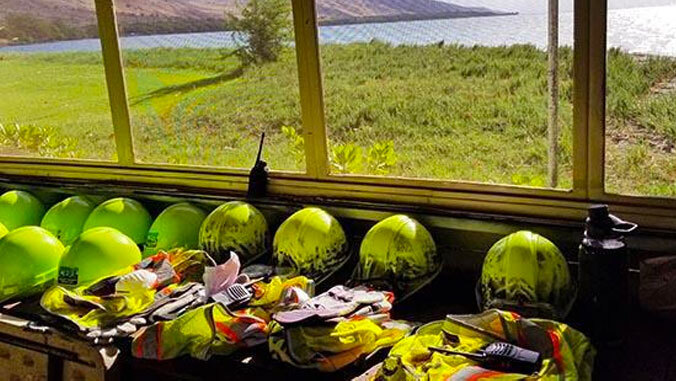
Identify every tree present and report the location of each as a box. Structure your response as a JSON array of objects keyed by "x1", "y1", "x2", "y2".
[{"x1": 225, "y1": 0, "x2": 293, "y2": 65}]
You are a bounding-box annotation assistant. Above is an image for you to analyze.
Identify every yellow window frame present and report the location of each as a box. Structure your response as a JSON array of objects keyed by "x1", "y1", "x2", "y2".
[{"x1": 0, "y1": 0, "x2": 675, "y2": 230}]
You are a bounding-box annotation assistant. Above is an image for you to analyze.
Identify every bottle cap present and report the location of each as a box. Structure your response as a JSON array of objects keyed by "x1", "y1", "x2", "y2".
[
  {"x1": 585, "y1": 204, "x2": 637, "y2": 238},
  {"x1": 588, "y1": 204, "x2": 610, "y2": 223}
]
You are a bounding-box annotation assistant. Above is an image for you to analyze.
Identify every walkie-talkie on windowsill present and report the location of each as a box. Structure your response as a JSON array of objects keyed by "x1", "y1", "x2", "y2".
[{"x1": 248, "y1": 133, "x2": 269, "y2": 198}]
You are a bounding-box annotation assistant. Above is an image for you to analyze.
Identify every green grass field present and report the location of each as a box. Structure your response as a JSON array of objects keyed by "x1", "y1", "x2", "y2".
[{"x1": 1, "y1": 43, "x2": 675, "y2": 196}]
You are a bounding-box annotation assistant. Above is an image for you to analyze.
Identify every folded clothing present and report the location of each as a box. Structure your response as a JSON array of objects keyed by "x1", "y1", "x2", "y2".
[
  {"x1": 368, "y1": 309, "x2": 595, "y2": 381},
  {"x1": 269, "y1": 285, "x2": 414, "y2": 372},
  {"x1": 274, "y1": 285, "x2": 394, "y2": 325},
  {"x1": 40, "y1": 249, "x2": 213, "y2": 339},
  {"x1": 132, "y1": 276, "x2": 314, "y2": 361}
]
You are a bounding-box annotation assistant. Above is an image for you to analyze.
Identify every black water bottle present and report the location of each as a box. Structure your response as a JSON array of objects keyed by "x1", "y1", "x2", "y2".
[{"x1": 578, "y1": 205, "x2": 637, "y2": 346}]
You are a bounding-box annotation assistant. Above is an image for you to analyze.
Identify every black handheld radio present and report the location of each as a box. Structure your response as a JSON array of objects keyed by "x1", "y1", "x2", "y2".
[
  {"x1": 248, "y1": 133, "x2": 269, "y2": 198},
  {"x1": 429, "y1": 342, "x2": 542, "y2": 375}
]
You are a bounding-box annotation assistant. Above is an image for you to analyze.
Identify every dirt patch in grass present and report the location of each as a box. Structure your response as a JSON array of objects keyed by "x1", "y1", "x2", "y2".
[
  {"x1": 607, "y1": 118, "x2": 675, "y2": 154},
  {"x1": 651, "y1": 76, "x2": 676, "y2": 95}
]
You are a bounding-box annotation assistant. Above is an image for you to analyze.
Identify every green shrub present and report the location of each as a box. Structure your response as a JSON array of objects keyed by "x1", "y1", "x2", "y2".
[
  {"x1": 225, "y1": 0, "x2": 293, "y2": 65},
  {"x1": 367, "y1": 141, "x2": 397, "y2": 175},
  {"x1": 0, "y1": 123, "x2": 81, "y2": 158},
  {"x1": 331, "y1": 143, "x2": 363, "y2": 174},
  {"x1": 281, "y1": 125, "x2": 305, "y2": 165}
]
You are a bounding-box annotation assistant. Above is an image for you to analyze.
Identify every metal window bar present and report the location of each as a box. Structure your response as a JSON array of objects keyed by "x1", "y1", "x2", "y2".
[{"x1": 548, "y1": 0, "x2": 560, "y2": 188}]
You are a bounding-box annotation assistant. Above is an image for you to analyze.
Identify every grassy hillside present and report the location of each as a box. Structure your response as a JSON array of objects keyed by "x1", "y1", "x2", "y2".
[{"x1": 1, "y1": 43, "x2": 675, "y2": 196}]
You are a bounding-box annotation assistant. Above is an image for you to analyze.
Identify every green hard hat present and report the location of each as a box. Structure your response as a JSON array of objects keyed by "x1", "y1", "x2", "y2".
[
  {"x1": 144, "y1": 202, "x2": 207, "y2": 257},
  {"x1": 478, "y1": 230, "x2": 575, "y2": 319},
  {"x1": 273, "y1": 207, "x2": 349, "y2": 282},
  {"x1": 0, "y1": 190, "x2": 45, "y2": 230},
  {"x1": 353, "y1": 215, "x2": 441, "y2": 299},
  {"x1": 0, "y1": 226, "x2": 65, "y2": 302},
  {"x1": 0, "y1": 222, "x2": 7, "y2": 239},
  {"x1": 199, "y1": 201, "x2": 269, "y2": 264},
  {"x1": 58, "y1": 227, "x2": 141, "y2": 287},
  {"x1": 83, "y1": 197, "x2": 152, "y2": 245},
  {"x1": 40, "y1": 196, "x2": 96, "y2": 246}
]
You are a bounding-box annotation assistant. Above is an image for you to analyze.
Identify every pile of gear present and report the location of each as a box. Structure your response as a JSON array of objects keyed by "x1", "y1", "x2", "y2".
[{"x1": 0, "y1": 189, "x2": 595, "y2": 379}]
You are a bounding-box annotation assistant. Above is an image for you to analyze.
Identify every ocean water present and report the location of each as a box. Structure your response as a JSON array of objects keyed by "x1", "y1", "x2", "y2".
[{"x1": 1, "y1": 5, "x2": 675, "y2": 56}]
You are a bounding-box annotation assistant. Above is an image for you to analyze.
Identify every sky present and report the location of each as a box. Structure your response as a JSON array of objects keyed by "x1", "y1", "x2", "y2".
[{"x1": 443, "y1": 0, "x2": 676, "y2": 14}]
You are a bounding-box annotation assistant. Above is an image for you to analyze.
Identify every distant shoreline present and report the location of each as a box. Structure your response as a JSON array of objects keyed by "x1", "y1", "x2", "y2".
[
  {"x1": 0, "y1": 11, "x2": 517, "y2": 48},
  {"x1": 318, "y1": 11, "x2": 518, "y2": 27}
]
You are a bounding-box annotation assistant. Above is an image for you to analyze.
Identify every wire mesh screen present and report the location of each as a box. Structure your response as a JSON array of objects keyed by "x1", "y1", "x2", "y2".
[
  {"x1": 0, "y1": 1, "x2": 115, "y2": 160},
  {"x1": 318, "y1": 0, "x2": 574, "y2": 189},
  {"x1": 116, "y1": 0, "x2": 304, "y2": 171},
  {"x1": 604, "y1": 3, "x2": 676, "y2": 197}
]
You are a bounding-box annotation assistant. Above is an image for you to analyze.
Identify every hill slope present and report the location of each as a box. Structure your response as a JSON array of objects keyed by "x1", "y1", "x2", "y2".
[
  {"x1": 316, "y1": 0, "x2": 500, "y2": 24},
  {"x1": 0, "y1": 0, "x2": 505, "y2": 33}
]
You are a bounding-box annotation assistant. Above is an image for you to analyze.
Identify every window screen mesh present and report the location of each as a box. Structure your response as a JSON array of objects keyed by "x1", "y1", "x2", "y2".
[
  {"x1": 116, "y1": 0, "x2": 304, "y2": 171},
  {"x1": 318, "y1": 0, "x2": 573, "y2": 189},
  {"x1": 0, "y1": 2, "x2": 115, "y2": 160}
]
